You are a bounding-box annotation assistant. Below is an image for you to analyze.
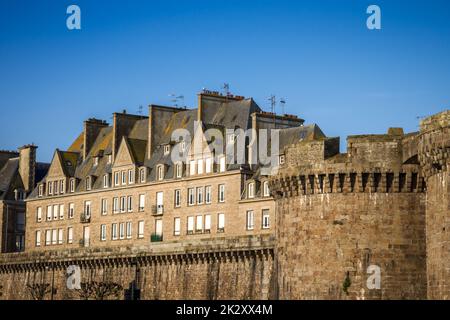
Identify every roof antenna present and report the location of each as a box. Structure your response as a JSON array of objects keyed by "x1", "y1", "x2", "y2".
[
  {"x1": 222, "y1": 83, "x2": 230, "y2": 96},
  {"x1": 169, "y1": 93, "x2": 184, "y2": 107},
  {"x1": 137, "y1": 105, "x2": 143, "y2": 115},
  {"x1": 279, "y1": 98, "x2": 286, "y2": 115}
]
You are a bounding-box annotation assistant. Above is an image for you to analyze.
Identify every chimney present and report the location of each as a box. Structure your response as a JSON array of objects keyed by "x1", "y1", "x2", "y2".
[
  {"x1": 18, "y1": 144, "x2": 37, "y2": 193},
  {"x1": 147, "y1": 105, "x2": 182, "y2": 159},
  {"x1": 112, "y1": 112, "x2": 146, "y2": 162},
  {"x1": 83, "y1": 118, "x2": 108, "y2": 161}
]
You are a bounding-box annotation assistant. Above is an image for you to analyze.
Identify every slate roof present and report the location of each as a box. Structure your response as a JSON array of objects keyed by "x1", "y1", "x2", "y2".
[{"x1": 29, "y1": 94, "x2": 322, "y2": 197}]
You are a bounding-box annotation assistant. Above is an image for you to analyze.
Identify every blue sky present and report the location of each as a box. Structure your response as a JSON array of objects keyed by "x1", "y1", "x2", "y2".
[{"x1": 0, "y1": 0, "x2": 449, "y2": 162}]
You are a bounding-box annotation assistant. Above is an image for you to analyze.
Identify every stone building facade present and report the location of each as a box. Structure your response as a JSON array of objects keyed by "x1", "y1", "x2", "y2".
[
  {"x1": 270, "y1": 110, "x2": 450, "y2": 300},
  {"x1": 0, "y1": 90, "x2": 448, "y2": 300}
]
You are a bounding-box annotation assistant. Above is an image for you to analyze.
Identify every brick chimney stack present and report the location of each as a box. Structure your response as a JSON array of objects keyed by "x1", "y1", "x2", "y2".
[
  {"x1": 18, "y1": 144, "x2": 37, "y2": 193},
  {"x1": 83, "y1": 118, "x2": 109, "y2": 161}
]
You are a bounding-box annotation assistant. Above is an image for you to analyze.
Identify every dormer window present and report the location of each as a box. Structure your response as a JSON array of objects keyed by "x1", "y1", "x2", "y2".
[
  {"x1": 54, "y1": 180, "x2": 59, "y2": 195},
  {"x1": 157, "y1": 165, "x2": 164, "y2": 181},
  {"x1": 38, "y1": 184, "x2": 44, "y2": 197},
  {"x1": 86, "y1": 176, "x2": 92, "y2": 191},
  {"x1": 107, "y1": 154, "x2": 112, "y2": 164},
  {"x1": 164, "y1": 145, "x2": 171, "y2": 155},
  {"x1": 175, "y1": 163, "x2": 182, "y2": 178},
  {"x1": 139, "y1": 168, "x2": 147, "y2": 183},
  {"x1": 48, "y1": 181, "x2": 53, "y2": 195},
  {"x1": 103, "y1": 174, "x2": 109, "y2": 188},
  {"x1": 14, "y1": 189, "x2": 25, "y2": 201},
  {"x1": 114, "y1": 172, "x2": 120, "y2": 186},
  {"x1": 69, "y1": 179, "x2": 75, "y2": 193},
  {"x1": 279, "y1": 155, "x2": 285, "y2": 165},
  {"x1": 263, "y1": 181, "x2": 270, "y2": 197},
  {"x1": 248, "y1": 182, "x2": 255, "y2": 199},
  {"x1": 93, "y1": 157, "x2": 99, "y2": 167}
]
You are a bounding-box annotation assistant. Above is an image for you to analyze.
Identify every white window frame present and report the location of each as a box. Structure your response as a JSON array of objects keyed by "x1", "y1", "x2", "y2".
[
  {"x1": 113, "y1": 197, "x2": 119, "y2": 213},
  {"x1": 58, "y1": 229, "x2": 64, "y2": 244},
  {"x1": 174, "y1": 217, "x2": 181, "y2": 236},
  {"x1": 52, "y1": 229, "x2": 57, "y2": 245},
  {"x1": 175, "y1": 163, "x2": 182, "y2": 178},
  {"x1": 164, "y1": 144, "x2": 170, "y2": 155},
  {"x1": 187, "y1": 216, "x2": 194, "y2": 234},
  {"x1": 263, "y1": 181, "x2": 270, "y2": 197},
  {"x1": 139, "y1": 168, "x2": 146, "y2": 183},
  {"x1": 68, "y1": 227, "x2": 73, "y2": 244},
  {"x1": 100, "y1": 224, "x2": 107, "y2": 241},
  {"x1": 112, "y1": 223, "x2": 118, "y2": 240},
  {"x1": 204, "y1": 214, "x2": 211, "y2": 233},
  {"x1": 69, "y1": 179, "x2": 75, "y2": 193},
  {"x1": 46, "y1": 206, "x2": 52, "y2": 221},
  {"x1": 59, "y1": 204, "x2": 65, "y2": 220},
  {"x1": 139, "y1": 194, "x2": 145, "y2": 211},
  {"x1": 196, "y1": 215, "x2": 203, "y2": 232},
  {"x1": 174, "y1": 189, "x2": 181, "y2": 208},
  {"x1": 69, "y1": 203, "x2": 74, "y2": 219},
  {"x1": 45, "y1": 230, "x2": 51, "y2": 246},
  {"x1": 246, "y1": 210, "x2": 254, "y2": 230},
  {"x1": 119, "y1": 223, "x2": 125, "y2": 240},
  {"x1": 37, "y1": 207, "x2": 42, "y2": 223},
  {"x1": 38, "y1": 184, "x2": 44, "y2": 197},
  {"x1": 219, "y1": 184, "x2": 225, "y2": 203},
  {"x1": 103, "y1": 174, "x2": 109, "y2": 188},
  {"x1": 262, "y1": 209, "x2": 270, "y2": 229},
  {"x1": 218, "y1": 213, "x2": 225, "y2": 232},
  {"x1": 157, "y1": 165, "x2": 164, "y2": 181},
  {"x1": 35, "y1": 230, "x2": 41, "y2": 247},
  {"x1": 127, "y1": 195, "x2": 133, "y2": 212},
  {"x1": 197, "y1": 187, "x2": 204, "y2": 204},
  {"x1": 188, "y1": 188, "x2": 195, "y2": 206},
  {"x1": 84, "y1": 201, "x2": 92, "y2": 218},
  {"x1": 205, "y1": 157, "x2": 212, "y2": 174},
  {"x1": 126, "y1": 222, "x2": 132, "y2": 239},
  {"x1": 138, "y1": 221, "x2": 144, "y2": 239},
  {"x1": 128, "y1": 169, "x2": 134, "y2": 184},
  {"x1": 121, "y1": 171, "x2": 126, "y2": 185},
  {"x1": 86, "y1": 177, "x2": 92, "y2": 191},
  {"x1": 60, "y1": 180, "x2": 65, "y2": 194},
  {"x1": 120, "y1": 196, "x2": 126, "y2": 213},
  {"x1": 53, "y1": 204, "x2": 59, "y2": 220},
  {"x1": 219, "y1": 156, "x2": 226, "y2": 172},
  {"x1": 101, "y1": 198, "x2": 108, "y2": 215},
  {"x1": 197, "y1": 159, "x2": 204, "y2": 175},
  {"x1": 205, "y1": 186, "x2": 212, "y2": 204},
  {"x1": 248, "y1": 182, "x2": 255, "y2": 199},
  {"x1": 189, "y1": 160, "x2": 196, "y2": 176},
  {"x1": 114, "y1": 172, "x2": 120, "y2": 186}
]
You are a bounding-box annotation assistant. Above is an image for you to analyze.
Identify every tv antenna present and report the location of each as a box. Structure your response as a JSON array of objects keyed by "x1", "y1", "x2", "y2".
[
  {"x1": 279, "y1": 98, "x2": 286, "y2": 115},
  {"x1": 222, "y1": 83, "x2": 230, "y2": 96},
  {"x1": 137, "y1": 105, "x2": 143, "y2": 115},
  {"x1": 169, "y1": 94, "x2": 184, "y2": 107}
]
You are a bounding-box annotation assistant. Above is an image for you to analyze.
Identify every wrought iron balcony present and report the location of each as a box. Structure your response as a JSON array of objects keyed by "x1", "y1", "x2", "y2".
[
  {"x1": 80, "y1": 212, "x2": 91, "y2": 223},
  {"x1": 150, "y1": 233, "x2": 163, "y2": 242},
  {"x1": 151, "y1": 205, "x2": 164, "y2": 215}
]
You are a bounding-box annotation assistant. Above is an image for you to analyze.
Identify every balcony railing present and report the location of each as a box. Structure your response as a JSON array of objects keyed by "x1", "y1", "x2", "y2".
[
  {"x1": 150, "y1": 233, "x2": 163, "y2": 242},
  {"x1": 80, "y1": 212, "x2": 91, "y2": 223},
  {"x1": 151, "y1": 205, "x2": 164, "y2": 215}
]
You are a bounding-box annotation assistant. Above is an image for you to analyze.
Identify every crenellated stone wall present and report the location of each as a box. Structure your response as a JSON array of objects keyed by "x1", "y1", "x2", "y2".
[{"x1": 0, "y1": 235, "x2": 276, "y2": 300}]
